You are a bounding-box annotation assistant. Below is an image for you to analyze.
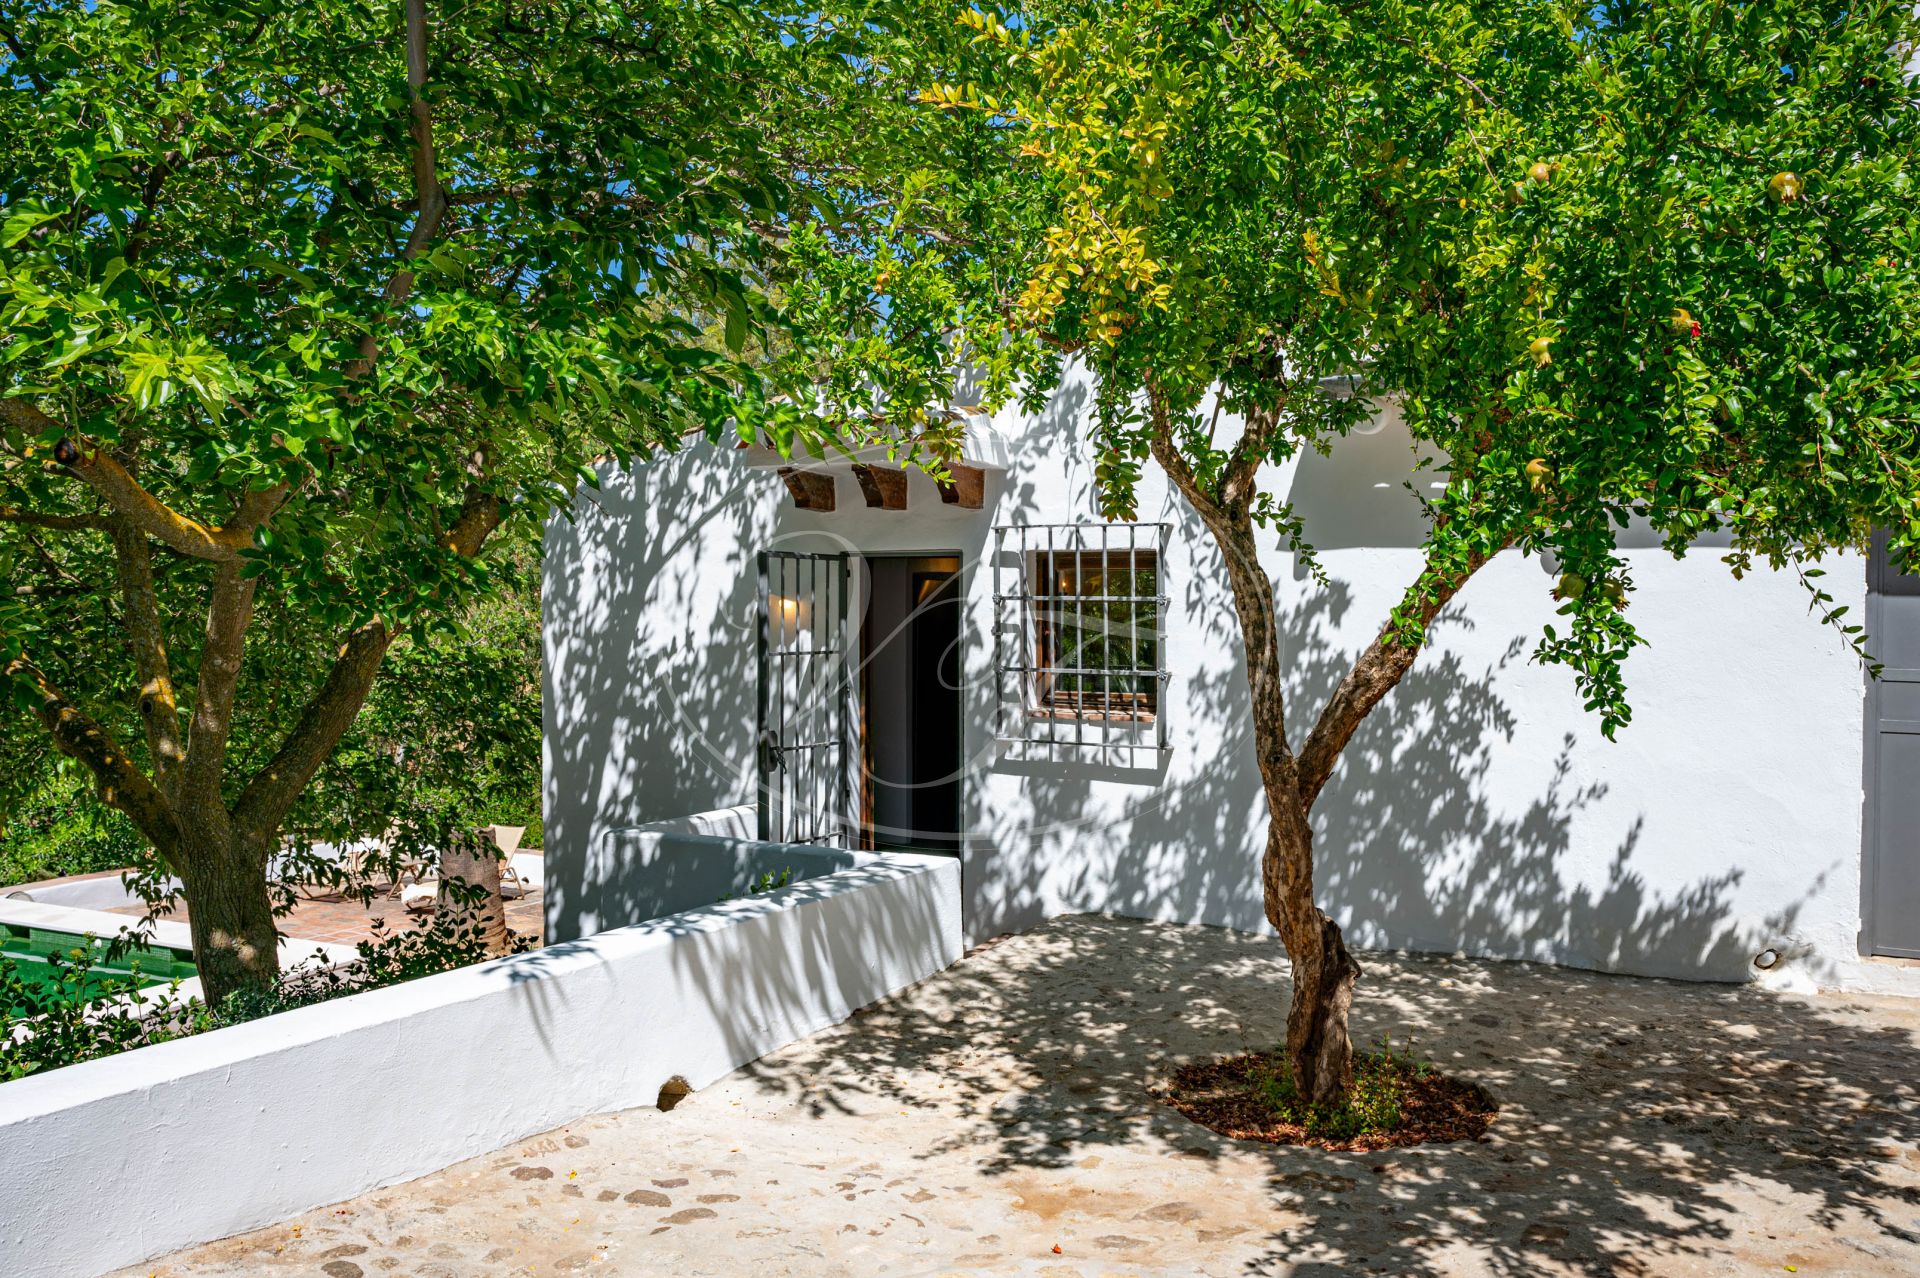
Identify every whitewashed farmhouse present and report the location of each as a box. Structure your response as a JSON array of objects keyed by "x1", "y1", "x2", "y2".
[{"x1": 544, "y1": 364, "x2": 1920, "y2": 995}]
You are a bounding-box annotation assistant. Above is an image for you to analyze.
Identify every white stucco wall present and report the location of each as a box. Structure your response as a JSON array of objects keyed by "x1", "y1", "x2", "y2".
[
  {"x1": 0, "y1": 849, "x2": 961, "y2": 1278},
  {"x1": 545, "y1": 362, "x2": 1911, "y2": 995}
]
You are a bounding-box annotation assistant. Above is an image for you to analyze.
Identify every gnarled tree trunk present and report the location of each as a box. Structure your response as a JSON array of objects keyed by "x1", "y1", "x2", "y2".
[
  {"x1": 1265, "y1": 812, "x2": 1358, "y2": 1104},
  {"x1": 1149, "y1": 386, "x2": 1496, "y2": 1107},
  {"x1": 1212, "y1": 505, "x2": 1359, "y2": 1104}
]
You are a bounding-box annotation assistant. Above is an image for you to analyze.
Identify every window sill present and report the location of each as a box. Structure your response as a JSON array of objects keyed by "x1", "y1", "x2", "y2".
[{"x1": 1026, "y1": 706, "x2": 1158, "y2": 725}]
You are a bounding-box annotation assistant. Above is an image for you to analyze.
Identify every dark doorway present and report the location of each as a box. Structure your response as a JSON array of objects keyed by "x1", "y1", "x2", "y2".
[{"x1": 860, "y1": 555, "x2": 963, "y2": 852}]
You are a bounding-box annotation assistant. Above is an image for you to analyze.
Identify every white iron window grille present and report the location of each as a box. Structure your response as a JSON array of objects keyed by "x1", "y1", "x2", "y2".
[{"x1": 992, "y1": 522, "x2": 1170, "y2": 757}]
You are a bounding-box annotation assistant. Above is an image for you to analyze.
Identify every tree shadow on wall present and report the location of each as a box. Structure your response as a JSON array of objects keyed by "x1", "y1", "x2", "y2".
[
  {"x1": 694, "y1": 496, "x2": 1904, "y2": 1272},
  {"x1": 972, "y1": 489, "x2": 1776, "y2": 982},
  {"x1": 539, "y1": 371, "x2": 1088, "y2": 945},
  {"x1": 524, "y1": 388, "x2": 1918, "y2": 1273},
  {"x1": 541, "y1": 445, "x2": 768, "y2": 944}
]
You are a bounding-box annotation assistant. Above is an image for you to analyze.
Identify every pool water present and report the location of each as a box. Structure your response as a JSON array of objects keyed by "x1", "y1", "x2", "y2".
[{"x1": 2, "y1": 925, "x2": 197, "y2": 1015}]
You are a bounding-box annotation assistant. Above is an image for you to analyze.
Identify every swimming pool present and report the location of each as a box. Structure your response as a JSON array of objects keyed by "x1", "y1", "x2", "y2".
[{"x1": 2, "y1": 924, "x2": 197, "y2": 1015}]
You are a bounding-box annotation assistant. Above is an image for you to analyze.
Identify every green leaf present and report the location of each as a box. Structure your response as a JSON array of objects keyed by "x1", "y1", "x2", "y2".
[{"x1": 1, "y1": 207, "x2": 61, "y2": 248}]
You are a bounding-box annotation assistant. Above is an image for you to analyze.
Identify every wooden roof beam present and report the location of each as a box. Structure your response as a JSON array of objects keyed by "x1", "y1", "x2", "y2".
[
  {"x1": 851, "y1": 464, "x2": 909, "y2": 510},
  {"x1": 779, "y1": 467, "x2": 836, "y2": 512},
  {"x1": 935, "y1": 463, "x2": 986, "y2": 509}
]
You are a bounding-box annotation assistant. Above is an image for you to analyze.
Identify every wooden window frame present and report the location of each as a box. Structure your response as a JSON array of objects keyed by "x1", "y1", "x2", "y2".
[{"x1": 1028, "y1": 547, "x2": 1160, "y2": 724}]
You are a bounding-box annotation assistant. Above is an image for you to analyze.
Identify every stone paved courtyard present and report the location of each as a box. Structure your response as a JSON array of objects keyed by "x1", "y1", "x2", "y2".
[{"x1": 124, "y1": 915, "x2": 1920, "y2": 1277}]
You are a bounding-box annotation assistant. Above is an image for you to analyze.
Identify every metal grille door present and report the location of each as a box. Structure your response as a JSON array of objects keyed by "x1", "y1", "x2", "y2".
[
  {"x1": 1867, "y1": 531, "x2": 1920, "y2": 957},
  {"x1": 757, "y1": 550, "x2": 852, "y2": 845}
]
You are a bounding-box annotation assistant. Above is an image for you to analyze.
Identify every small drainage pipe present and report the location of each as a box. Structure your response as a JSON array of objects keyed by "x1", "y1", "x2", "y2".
[{"x1": 1752, "y1": 939, "x2": 1814, "y2": 971}]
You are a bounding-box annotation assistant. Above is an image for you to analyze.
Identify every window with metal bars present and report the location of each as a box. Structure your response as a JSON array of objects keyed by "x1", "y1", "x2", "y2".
[{"x1": 993, "y1": 523, "x2": 1170, "y2": 754}]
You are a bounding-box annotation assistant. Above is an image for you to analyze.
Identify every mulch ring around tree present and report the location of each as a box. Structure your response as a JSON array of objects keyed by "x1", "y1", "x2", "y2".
[{"x1": 1160, "y1": 1051, "x2": 1500, "y2": 1152}]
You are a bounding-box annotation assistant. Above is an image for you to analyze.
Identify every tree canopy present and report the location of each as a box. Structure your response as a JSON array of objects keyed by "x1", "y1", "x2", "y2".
[
  {"x1": 830, "y1": 0, "x2": 1920, "y2": 1101},
  {"x1": 931, "y1": 0, "x2": 1920, "y2": 724},
  {"x1": 0, "y1": 0, "x2": 976, "y2": 997}
]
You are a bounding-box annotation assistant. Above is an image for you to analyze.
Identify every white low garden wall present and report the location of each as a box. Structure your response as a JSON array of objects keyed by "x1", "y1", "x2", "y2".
[
  {"x1": 553, "y1": 822, "x2": 873, "y2": 943},
  {"x1": 0, "y1": 839, "x2": 961, "y2": 1278},
  {"x1": 628, "y1": 803, "x2": 758, "y2": 840}
]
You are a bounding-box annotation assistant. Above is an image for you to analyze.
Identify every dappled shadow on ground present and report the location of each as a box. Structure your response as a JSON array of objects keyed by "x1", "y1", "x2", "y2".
[{"x1": 736, "y1": 914, "x2": 1920, "y2": 1276}]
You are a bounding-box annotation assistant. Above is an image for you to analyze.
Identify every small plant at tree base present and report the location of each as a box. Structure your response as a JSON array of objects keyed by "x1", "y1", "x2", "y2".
[
  {"x1": 1163, "y1": 1033, "x2": 1485, "y2": 1150},
  {"x1": 1251, "y1": 1036, "x2": 1426, "y2": 1141}
]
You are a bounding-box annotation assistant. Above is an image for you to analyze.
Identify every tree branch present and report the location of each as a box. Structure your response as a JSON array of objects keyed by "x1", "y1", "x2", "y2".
[
  {"x1": 179, "y1": 560, "x2": 258, "y2": 811},
  {"x1": 230, "y1": 618, "x2": 393, "y2": 841},
  {"x1": 0, "y1": 505, "x2": 107, "y2": 532},
  {"x1": 1148, "y1": 382, "x2": 1297, "y2": 784},
  {"x1": 347, "y1": 0, "x2": 448, "y2": 377},
  {"x1": 1377, "y1": 34, "x2": 1505, "y2": 113},
  {"x1": 0, "y1": 394, "x2": 62, "y2": 437},
  {"x1": 0, "y1": 22, "x2": 48, "y2": 94},
  {"x1": 229, "y1": 481, "x2": 503, "y2": 838},
  {"x1": 1, "y1": 400, "x2": 285, "y2": 561},
  {"x1": 1221, "y1": 403, "x2": 1277, "y2": 512},
  {"x1": 1146, "y1": 387, "x2": 1228, "y2": 524},
  {"x1": 66, "y1": 442, "x2": 256, "y2": 560},
  {"x1": 108, "y1": 516, "x2": 186, "y2": 795},
  {"x1": 5, "y1": 655, "x2": 178, "y2": 853},
  {"x1": 1295, "y1": 538, "x2": 1507, "y2": 810},
  {"x1": 442, "y1": 476, "x2": 505, "y2": 557}
]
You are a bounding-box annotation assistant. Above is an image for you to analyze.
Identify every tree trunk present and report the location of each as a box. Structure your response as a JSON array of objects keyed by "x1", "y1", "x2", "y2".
[
  {"x1": 1146, "y1": 387, "x2": 1499, "y2": 1108},
  {"x1": 440, "y1": 829, "x2": 510, "y2": 956},
  {"x1": 1209, "y1": 505, "x2": 1359, "y2": 1106},
  {"x1": 1265, "y1": 811, "x2": 1358, "y2": 1104},
  {"x1": 174, "y1": 831, "x2": 280, "y2": 1005}
]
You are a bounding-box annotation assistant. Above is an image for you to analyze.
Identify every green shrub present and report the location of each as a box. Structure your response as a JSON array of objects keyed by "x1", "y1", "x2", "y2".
[
  {"x1": 0, "y1": 947, "x2": 204, "y2": 1081},
  {"x1": 719, "y1": 866, "x2": 796, "y2": 902},
  {"x1": 0, "y1": 769, "x2": 147, "y2": 888},
  {"x1": 1, "y1": 910, "x2": 532, "y2": 1081}
]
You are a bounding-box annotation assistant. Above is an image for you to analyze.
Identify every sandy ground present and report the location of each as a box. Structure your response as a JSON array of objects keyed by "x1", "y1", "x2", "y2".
[{"x1": 123, "y1": 915, "x2": 1920, "y2": 1277}]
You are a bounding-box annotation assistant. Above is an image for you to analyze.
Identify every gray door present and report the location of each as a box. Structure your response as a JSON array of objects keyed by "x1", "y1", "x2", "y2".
[
  {"x1": 756, "y1": 550, "x2": 852, "y2": 845},
  {"x1": 1866, "y1": 531, "x2": 1920, "y2": 958}
]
